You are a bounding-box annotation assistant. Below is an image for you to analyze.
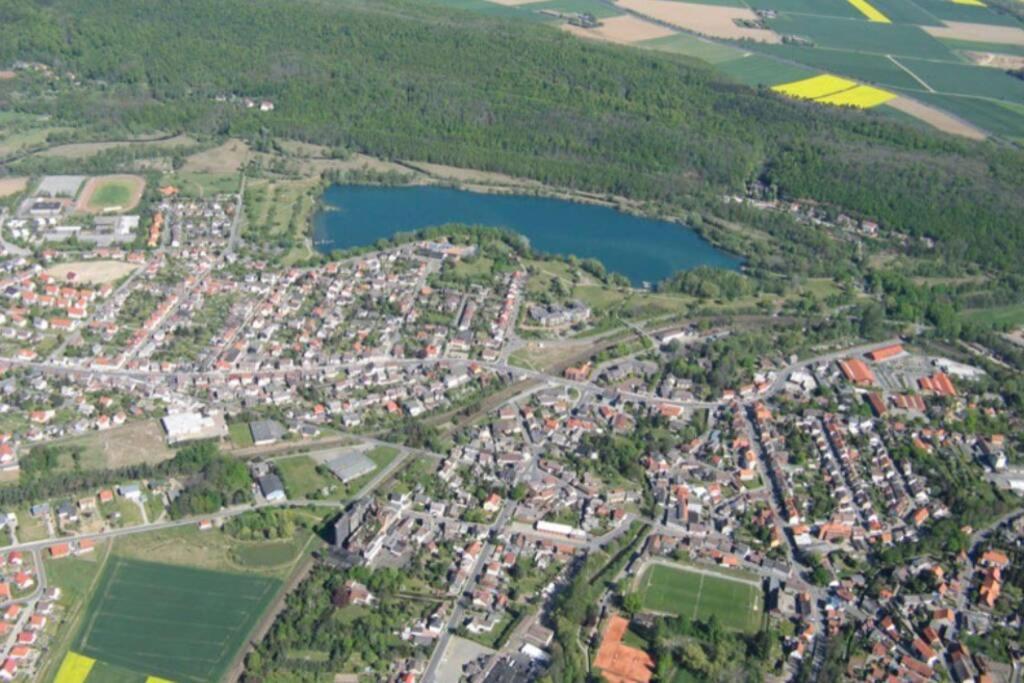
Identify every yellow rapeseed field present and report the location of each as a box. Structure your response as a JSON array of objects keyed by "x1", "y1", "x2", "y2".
[
  {"x1": 951, "y1": 0, "x2": 986, "y2": 6},
  {"x1": 848, "y1": 0, "x2": 891, "y2": 22},
  {"x1": 814, "y1": 84, "x2": 896, "y2": 108},
  {"x1": 54, "y1": 652, "x2": 96, "y2": 683},
  {"x1": 771, "y1": 74, "x2": 858, "y2": 100}
]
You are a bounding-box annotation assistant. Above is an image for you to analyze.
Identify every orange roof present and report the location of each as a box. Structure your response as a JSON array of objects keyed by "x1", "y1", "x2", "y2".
[
  {"x1": 839, "y1": 358, "x2": 875, "y2": 385},
  {"x1": 867, "y1": 344, "x2": 904, "y2": 362},
  {"x1": 48, "y1": 543, "x2": 70, "y2": 558},
  {"x1": 981, "y1": 549, "x2": 1010, "y2": 568},
  {"x1": 594, "y1": 615, "x2": 654, "y2": 683},
  {"x1": 919, "y1": 372, "x2": 956, "y2": 397}
]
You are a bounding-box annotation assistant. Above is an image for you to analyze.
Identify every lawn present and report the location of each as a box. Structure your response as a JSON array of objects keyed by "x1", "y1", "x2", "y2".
[
  {"x1": 72, "y1": 556, "x2": 280, "y2": 682},
  {"x1": 168, "y1": 171, "x2": 241, "y2": 197},
  {"x1": 638, "y1": 563, "x2": 762, "y2": 633},
  {"x1": 230, "y1": 530, "x2": 312, "y2": 569},
  {"x1": 275, "y1": 455, "x2": 335, "y2": 499},
  {"x1": 276, "y1": 446, "x2": 398, "y2": 500},
  {"x1": 228, "y1": 421, "x2": 254, "y2": 448},
  {"x1": 15, "y1": 506, "x2": 51, "y2": 542},
  {"x1": 87, "y1": 182, "x2": 133, "y2": 210},
  {"x1": 45, "y1": 549, "x2": 109, "y2": 607},
  {"x1": 97, "y1": 498, "x2": 143, "y2": 528}
]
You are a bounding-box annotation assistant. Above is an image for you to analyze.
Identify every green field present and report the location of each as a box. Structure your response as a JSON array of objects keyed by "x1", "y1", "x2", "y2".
[
  {"x1": 939, "y1": 39, "x2": 1024, "y2": 58},
  {"x1": 228, "y1": 421, "x2": 255, "y2": 447},
  {"x1": 638, "y1": 563, "x2": 762, "y2": 633},
  {"x1": 746, "y1": 0, "x2": 862, "y2": 17},
  {"x1": 87, "y1": 181, "x2": 133, "y2": 209},
  {"x1": 897, "y1": 57, "x2": 1024, "y2": 104},
  {"x1": 765, "y1": 14, "x2": 954, "y2": 60},
  {"x1": 716, "y1": 54, "x2": 817, "y2": 87},
  {"x1": 755, "y1": 44, "x2": 923, "y2": 90},
  {"x1": 231, "y1": 535, "x2": 310, "y2": 568},
  {"x1": 913, "y1": 0, "x2": 1022, "y2": 25},
  {"x1": 84, "y1": 659, "x2": 151, "y2": 683},
  {"x1": 276, "y1": 445, "x2": 399, "y2": 500},
  {"x1": 907, "y1": 91, "x2": 1024, "y2": 139},
  {"x1": 73, "y1": 556, "x2": 280, "y2": 682},
  {"x1": 959, "y1": 303, "x2": 1024, "y2": 328},
  {"x1": 638, "y1": 33, "x2": 745, "y2": 64},
  {"x1": 864, "y1": 0, "x2": 940, "y2": 26},
  {"x1": 168, "y1": 171, "x2": 241, "y2": 197}
]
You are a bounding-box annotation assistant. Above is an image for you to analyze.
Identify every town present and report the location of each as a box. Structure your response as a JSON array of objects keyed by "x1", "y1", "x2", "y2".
[{"x1": 0, "y1": 159, "x2": 1021, "y2": 683}]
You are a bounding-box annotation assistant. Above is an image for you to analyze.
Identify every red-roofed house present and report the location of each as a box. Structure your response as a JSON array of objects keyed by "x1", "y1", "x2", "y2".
[{"x1": 839, "y1": 359, "x2": 875, "y2": 386}]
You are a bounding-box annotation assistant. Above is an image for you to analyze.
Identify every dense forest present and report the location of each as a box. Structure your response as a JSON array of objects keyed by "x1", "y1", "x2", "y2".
[{"x1": 2, "y1": 0, "x2": 1024, "y2": 272}]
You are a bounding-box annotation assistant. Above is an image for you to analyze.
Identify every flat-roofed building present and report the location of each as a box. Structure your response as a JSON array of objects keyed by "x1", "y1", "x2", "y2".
[
  {"x1": 326, "y1": 450, "x2": 376, "y2": 484},
  {"x1": 161, "y1": 411, "x2": 228, "y2": 444}
]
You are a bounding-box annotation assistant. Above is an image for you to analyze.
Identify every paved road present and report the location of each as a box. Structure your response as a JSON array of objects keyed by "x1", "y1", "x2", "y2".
[
  {"x1": 226, "y1": 174, "x2": 246, "y2": 254},
  {"x1": 421, "y1": 500, "x2": 518, "y2": 683}
]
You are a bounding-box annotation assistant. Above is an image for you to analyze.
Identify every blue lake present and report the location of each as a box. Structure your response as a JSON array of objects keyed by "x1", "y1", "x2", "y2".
[{"x1": 313, "y1": 185, "x2": 741, "y2": 286}]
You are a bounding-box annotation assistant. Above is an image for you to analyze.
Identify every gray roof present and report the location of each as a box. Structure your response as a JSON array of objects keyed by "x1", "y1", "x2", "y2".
[
  {"x1": 325, "y1": 451, "x2": 376, "y2": 484},
  {"x1": 249, "y1": 419, "x2": 285, "y2": 444},
  {"x1": 258, "y1": 474, "x2": 285, "y2": 497}
]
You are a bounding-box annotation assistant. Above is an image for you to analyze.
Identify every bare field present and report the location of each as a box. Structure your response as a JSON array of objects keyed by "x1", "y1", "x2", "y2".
[
  {"x1": 562, "y1": 15, "x2": 676, "y2": 44},
  {"x1": 887, "y1": 96, "x2": 987, "y2": 140},
  {"x1": 75, "y1": 174, "x2": 146, "y2": 213},
  {"x1": 0, "y1": 177, "x2": 28, "y2": 197},
  {"x1": 615, "y1": 0, "x2": 781, "y2": 43},
  {"x1": 182, "y1": 139, "x2": 250, "y2": 173},
  {"x1": 962, "y1": 50, "x2": 1024, "y2": 69},
  {"x1": 44, "y1": 419, "x2": 174, "y2": 470},
  {"x1": 923, "y1": 21, "x2": 1024, "y2": 46},
  {"x1": 45, "y1": 260, "x2": 139, "y2": 284}
]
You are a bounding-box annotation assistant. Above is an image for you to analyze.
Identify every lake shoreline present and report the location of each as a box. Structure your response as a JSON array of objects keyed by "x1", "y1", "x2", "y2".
[{"x1": 312, "y1": 183, "x2": 741, "y2": 286}]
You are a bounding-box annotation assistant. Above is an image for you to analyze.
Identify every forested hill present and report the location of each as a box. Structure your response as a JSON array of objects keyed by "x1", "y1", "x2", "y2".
[{"x1": 3, "y1": 0, "x2": 1024, "y2": 270}]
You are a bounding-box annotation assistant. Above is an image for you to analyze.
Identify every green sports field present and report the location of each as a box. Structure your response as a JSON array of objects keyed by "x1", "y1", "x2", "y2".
[
  {"x1": 73, "y1": 557, "x2": 280, "y2": 682},
  {"x1": 88, "y1": 182, "x2": 132, "y2": 208},
  {"x1": 638, "y1": 563, "x2": 762, "y2": 633}
]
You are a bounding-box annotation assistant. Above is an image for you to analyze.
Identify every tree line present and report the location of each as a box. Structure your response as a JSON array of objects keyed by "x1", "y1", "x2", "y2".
[{"x1": 1, "y1": 0, "x2": 1023, "y2": 274}]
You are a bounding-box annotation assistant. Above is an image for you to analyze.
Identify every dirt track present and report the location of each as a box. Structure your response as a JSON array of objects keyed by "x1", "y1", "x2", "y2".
[{"x1": 75, "y1": 174, "x2": 146, "y2": 214}]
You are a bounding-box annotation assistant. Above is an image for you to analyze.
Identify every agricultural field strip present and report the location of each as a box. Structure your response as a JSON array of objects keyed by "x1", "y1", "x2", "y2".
[
  {"x1": 848, "y1": 0, "x2": 891, "y2": 23},
  {"x1": 772, "y1": 73, "x2": 895, "y2": 107},
  {"x1": 75, "y1": 557, "x2": 279, "y2": 681},
  {"x1": 54, "y1": 652, "x2": 96, "y2": 683}
]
